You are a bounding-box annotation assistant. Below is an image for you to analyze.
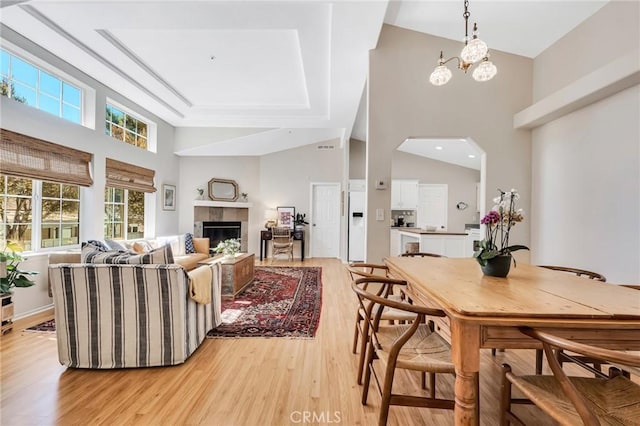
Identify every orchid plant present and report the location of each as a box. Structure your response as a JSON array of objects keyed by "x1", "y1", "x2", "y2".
[{"x1": 473, "y1": 189, "x2": 529, "y2": 267}]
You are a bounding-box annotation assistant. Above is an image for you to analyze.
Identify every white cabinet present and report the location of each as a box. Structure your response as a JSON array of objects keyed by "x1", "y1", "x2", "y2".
[
  {"x1": 391, "y1": 180, "x2": 418, "y2": 209},
  {"x1": 389, "y1": 229, "x2": 401, "y2": 257}
]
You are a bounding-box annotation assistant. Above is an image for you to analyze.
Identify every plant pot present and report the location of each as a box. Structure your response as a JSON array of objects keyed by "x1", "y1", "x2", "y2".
[
  {"x1": 295, "y1": 225, "x2": 304, "y2": 231},
  {"x1": 481, "y1": 254, "x2": 512, "y2": 278}
]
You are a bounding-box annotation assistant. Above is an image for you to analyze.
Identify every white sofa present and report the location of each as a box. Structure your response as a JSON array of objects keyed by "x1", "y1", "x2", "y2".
[{"x1": 49, "y1": 261, "x2": 221, "y2": 369}]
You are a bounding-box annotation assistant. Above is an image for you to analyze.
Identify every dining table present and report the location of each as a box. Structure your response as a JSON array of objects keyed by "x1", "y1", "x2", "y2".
[{"x1": 384, "y1": 256, "x2": 640, "y2": 426}]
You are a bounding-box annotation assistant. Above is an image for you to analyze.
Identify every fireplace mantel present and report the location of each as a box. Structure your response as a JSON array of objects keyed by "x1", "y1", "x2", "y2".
[{"x1": 193, "y1": 200, "x2": 253, "y2": 208}]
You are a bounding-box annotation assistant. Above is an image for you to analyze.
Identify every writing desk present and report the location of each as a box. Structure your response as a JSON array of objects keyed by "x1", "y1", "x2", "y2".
[
  {"x1": 259, "y1": 230, "x2": 305, "y2": 261},
  {"x1": 385, "y1": 256, "x2": 640, "y2": 426}
]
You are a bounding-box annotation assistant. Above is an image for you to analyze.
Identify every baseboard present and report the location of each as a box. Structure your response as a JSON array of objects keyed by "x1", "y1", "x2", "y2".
[{"x1": 14, "y1": 303, "x2": 54, "y2": 321}]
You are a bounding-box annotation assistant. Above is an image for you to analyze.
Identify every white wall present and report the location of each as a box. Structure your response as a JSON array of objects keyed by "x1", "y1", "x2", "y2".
[
  {"x1": 178, "y1": 140, "x2": 345, "y2": 259},
  {"x1": 1, "y1": 28, "x2": 179, "y2": 317},
  {"x1": 531, "y1": 85, "x2": 639, "y2": 283},
  {"x1": 530, "y1": 2, "x2": 640, "y2": 284}
]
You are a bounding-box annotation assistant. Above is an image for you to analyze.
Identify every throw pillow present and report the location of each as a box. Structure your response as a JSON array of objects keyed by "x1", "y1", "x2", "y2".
[
  {"x1": 82, "y1": 244, "x2": 174, "y2": 265},
  {"x1": 184, "y1": 233, "x2": 196, "y2": 254},
  {"x1": 104, "y1": 239, "x2": 127, "y2": 251},
  {"x1": 86, "y1": 240, "x2": 110, "y2": 251},
  {"x1": 132, "y1": 240, "x2": 154, "y2": 254}
]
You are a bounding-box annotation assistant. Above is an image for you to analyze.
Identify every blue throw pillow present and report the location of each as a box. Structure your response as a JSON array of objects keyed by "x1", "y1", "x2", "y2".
[
  {"x1": 185, "y1": 233, "x2": 196, "y2": 254},
  {"x1": 104, "y1": 239, "x2": 127, "y2": 251},
  {"x1": 84, "y1": 240, "x2": 109, "y2": 251}
]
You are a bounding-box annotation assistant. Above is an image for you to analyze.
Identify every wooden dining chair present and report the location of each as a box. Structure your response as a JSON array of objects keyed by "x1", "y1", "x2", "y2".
[
  {"x1": 400, "y1": 252, "x2": 446, "y2": 258},
  {"x1": 352, "y1": 276, "x2": 456, "y2": 426},
  {"x1": 346, "y1": 263, "x2": 416, "y2": 385},
  {"x1": 537, "y1": 266, "x2": 607, "y2": 375},
  {"x1": 492, "y1": 265, "x2": 608, "y2": 375},
  {"x1": 500, "y1": 327, "x2": 640, "y2": 426}
]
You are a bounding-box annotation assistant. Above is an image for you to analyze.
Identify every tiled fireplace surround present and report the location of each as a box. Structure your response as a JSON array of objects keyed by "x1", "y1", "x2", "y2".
[{"x1": 193, "y1": 206, "x2": 249, "y2": 252}]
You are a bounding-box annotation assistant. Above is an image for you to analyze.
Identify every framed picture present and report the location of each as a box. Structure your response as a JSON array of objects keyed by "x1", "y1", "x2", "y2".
[
  {"x1": 276, "y1": 206, "x2": 295, "y2": 229},
  {"x1": 162, "y1": 184, "x2": 176, "y2": 211}
]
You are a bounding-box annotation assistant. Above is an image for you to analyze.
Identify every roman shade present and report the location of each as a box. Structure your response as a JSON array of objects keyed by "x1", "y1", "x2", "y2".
[
  {"x1": 0, "y1": 128, "x2": 93, "y2": 186},
  {"x1": 105, "y1": 158, "x2": 156, "y2": 193}
]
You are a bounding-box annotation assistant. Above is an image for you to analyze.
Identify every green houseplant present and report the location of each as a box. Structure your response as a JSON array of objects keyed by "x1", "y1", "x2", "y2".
[
  {"x1": 1, "y1": 241, "x2": 37, "y2": 294},
  {"x1": 294, "y1": 213, "x2": 309, "y2": 230},
  {"x1": 214, "y1": 239, "x2": 241, "y2": 258},
  {"x1": 473, "y1": 189, "x2": 529, "y2": 277}
]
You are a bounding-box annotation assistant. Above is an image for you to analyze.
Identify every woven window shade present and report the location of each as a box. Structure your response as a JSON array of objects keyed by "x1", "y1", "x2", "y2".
[
  {"x1": 106, "y1": 158, "x2": 156, "y2": 193},
  {"x1": 0, "y1": 128, "x2": 93, "y2": 186}
]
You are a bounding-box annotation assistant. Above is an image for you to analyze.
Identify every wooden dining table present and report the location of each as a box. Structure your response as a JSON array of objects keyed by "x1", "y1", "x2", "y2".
[{"x1": 384, "y1": 256, "x2": 640, "y2": 426}]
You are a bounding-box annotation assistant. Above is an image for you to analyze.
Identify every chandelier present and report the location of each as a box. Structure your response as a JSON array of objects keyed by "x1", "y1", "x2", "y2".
[{"x1": 429, "y1": 0, "x2": 497, "y2": 86}]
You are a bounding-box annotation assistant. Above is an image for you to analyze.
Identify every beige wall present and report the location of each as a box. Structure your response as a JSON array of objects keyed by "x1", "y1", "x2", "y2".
[
  {"x1": 533, "y1": 1, "x2": 640, "y2": 102},
  {"x1": 530, "y1": 2, "x2": 640, "y2": 284},
  {"x1": 392, "y1": 151, "x2": 480, "y2": 232},
  {"x1": 178, "y1": 140, "x2": 344, "y2": 259},
  {"x1": 366, "y1": 25, "x2": 533, "y2": 262}
]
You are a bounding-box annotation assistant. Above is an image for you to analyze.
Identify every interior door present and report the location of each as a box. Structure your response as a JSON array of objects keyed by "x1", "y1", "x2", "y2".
[
  {"x1": 417, "y1": 184, "x2": 448, "y2": 230},
  {"x1": 311, "y1": 183, "x2": 341, "y2": 258}
]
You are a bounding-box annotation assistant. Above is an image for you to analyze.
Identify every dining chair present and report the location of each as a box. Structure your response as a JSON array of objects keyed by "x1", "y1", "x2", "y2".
[
  {"x1": 346, "y1": 263, "x2": 416, "y2": 385},
  {"x1": 492, "y1": 265, "x2": 607, "y2": 375},
  {"x1": 400, "y1": 252, "x2": 446, "y2": 258},
  {"x1": 271, "y1": 227, "x2": 294, "y2": 261},
  {"x1": 537, "y1": 266, "x2": 607, "y2": 375},
  {"x1": 352, "y1": 276, "x2": 456, "y2": 426},
  {"x1": 500, "y1": 327, "x2": 640, "y2": 426}
]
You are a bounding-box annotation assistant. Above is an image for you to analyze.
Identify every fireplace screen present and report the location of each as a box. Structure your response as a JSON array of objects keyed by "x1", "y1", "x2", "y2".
[{"x1": 202, "y1": 221, "x2": 241, "y2": 249}]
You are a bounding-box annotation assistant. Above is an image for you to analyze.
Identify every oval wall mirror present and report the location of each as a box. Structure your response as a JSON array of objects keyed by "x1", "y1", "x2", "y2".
[{"x1": 208, "y1": 178, "x2": 239, "y2": 201}]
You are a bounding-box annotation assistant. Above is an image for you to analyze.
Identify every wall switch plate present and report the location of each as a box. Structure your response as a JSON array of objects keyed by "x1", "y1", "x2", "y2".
[
  {"x1": 375, "y1": 179, "x2": 386, "y2": 190},
  {"x1": 376, "y1": 208, "x2": 384, "y2": 221}
]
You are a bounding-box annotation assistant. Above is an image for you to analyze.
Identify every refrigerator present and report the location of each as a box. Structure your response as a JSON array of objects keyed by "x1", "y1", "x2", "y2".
[{"x1": 348, "y1": 190, "x2": 366, "y2": 262}]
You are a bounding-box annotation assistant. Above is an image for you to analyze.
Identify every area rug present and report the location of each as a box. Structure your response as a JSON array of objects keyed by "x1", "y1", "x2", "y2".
[
  {"x1": 24, "y1": 319, "x2": 56, "y2": 333},
  {"x1": 207, "y1": 266, "x2": 323, "y2": 339}
]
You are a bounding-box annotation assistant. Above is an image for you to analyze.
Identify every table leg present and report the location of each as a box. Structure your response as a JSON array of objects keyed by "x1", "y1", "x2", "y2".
[
  {"x1": 301, "y1": 238, "x2": 305, "y2": 261},
  {"x1": 260, "y1": 239, "x2": 264, "y2": 261},
  {"x1": 450, "y1": 319, "x2": 480, "y2": 426}
]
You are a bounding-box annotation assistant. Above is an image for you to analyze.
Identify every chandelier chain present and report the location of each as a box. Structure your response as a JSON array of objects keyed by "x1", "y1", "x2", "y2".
[{"x1": 463, "y1": 0, "x2": 470, "y2": 41}]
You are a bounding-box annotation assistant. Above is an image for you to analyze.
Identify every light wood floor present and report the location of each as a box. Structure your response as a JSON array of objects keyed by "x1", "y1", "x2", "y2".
[{"x1": 2, "y1": 258, "x2": 589, "y2": 425}]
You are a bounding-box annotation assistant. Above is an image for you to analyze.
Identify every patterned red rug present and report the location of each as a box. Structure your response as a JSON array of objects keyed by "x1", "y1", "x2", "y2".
[{"x1": 207, "y1": 266, "x2": 323, "y2": 339}]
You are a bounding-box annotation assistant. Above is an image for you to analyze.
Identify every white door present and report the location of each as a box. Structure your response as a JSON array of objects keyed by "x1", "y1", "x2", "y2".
[
  {"x1": 417, "y1": 184, "x2": 448, "y2": 230},
  {"x1": 311, "y1": 183, "x2": 341, "y2": 258}
]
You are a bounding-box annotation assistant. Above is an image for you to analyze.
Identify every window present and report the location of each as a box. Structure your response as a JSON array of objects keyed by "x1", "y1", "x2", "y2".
[
  {"x1": 104, "y1": 187, "x2": 145, "y2": 240},
  {"x1": 0, "y1": 48, "x2": 82, "y2": 124},
  {"x1": 105, "y1": 104, "x2": 148, "y2": 150},
  {"x1": 0, "y1": 174, "x2": 80, "y2": 251},
  {"x1": 1, "y1": 175, "x2": 33, "y2": 251},
  {"x1": 40, "y1": 182, "x2": 80, "y2": 248}
]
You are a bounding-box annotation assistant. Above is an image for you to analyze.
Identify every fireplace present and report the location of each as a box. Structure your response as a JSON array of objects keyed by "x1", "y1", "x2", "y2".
[{"x1": 201, "y1": 221, "x2": 241, "y2": 249}]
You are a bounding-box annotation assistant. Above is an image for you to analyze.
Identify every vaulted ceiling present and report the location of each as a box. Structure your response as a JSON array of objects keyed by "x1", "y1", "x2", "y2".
[{"x1": 0, "y1": 1, "x2": 608, "y2": 157}]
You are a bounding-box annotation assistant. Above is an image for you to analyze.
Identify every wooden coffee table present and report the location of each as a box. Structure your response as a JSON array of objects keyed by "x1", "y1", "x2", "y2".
[{"x1": 217, "y1": 253, "x2": 255, "y2": 299}]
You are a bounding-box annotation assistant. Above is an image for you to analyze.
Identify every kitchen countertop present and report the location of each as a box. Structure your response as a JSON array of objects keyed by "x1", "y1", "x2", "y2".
[{"x1": 393, "y1": 227, "x2": 469, "y2": 236}]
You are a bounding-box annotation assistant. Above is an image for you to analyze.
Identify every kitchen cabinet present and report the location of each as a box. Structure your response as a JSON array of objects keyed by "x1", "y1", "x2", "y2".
[{"x1": 391, "y1": 180, "x2": 418, "y2": 209}]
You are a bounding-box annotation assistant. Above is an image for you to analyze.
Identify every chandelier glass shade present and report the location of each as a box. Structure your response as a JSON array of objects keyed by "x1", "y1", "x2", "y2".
[{"x1": 430, "y1": 1, "x2": 497, "y2": 85}]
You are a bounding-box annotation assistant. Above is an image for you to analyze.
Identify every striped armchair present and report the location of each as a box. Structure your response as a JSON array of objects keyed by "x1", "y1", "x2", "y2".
[{"x1": 49, "y1": 263, "x2": 221, "y2": 369}]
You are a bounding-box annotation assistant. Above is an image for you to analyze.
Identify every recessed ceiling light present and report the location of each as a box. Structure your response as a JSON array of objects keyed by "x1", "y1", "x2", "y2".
[
  {"x1": 435, "y1": 146, "x2": 443, "y2": 150},
  {"x1": 210, "y1": 55, "x2": 216, "y2": 61},
  {"x1": 468, "y1": 154, "x2": 476, "y2": 158}
]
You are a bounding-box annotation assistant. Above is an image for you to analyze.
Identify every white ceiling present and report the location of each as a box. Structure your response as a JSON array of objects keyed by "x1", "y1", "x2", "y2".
[{"x1": 0, "y1": 0, "x2": 608, "y2": 158}]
